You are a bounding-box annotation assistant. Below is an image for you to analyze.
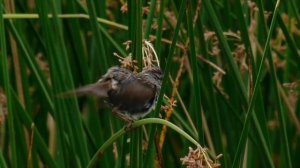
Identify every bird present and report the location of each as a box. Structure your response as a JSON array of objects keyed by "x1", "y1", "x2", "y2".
[{"x1": 62, "y1": 66, "x2": 163, "y2": 122}]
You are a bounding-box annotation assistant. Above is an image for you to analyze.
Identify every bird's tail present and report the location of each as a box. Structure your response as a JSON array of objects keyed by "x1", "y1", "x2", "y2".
[{"x1": 56, "y1": 81, "x2": 111, "y2": 98}]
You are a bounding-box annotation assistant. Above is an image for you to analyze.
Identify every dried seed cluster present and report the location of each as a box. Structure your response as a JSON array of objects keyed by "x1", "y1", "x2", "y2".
[{"x1": 180, "y1": 146, "x2": 222, "y2": 168}]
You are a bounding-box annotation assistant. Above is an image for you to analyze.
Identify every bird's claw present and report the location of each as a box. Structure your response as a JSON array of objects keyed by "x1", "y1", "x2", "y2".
[
  {"x1": 124, "y1": 120, "x2": 134, "y2": 131},
  {"x1": 112, "y1": 109, "x2": 135, "y2": 131}
]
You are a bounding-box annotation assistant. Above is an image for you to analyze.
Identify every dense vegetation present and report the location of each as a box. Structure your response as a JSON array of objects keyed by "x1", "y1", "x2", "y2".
[{"x1": 1, "y1": 0, "x2": 300, "y2": 167}]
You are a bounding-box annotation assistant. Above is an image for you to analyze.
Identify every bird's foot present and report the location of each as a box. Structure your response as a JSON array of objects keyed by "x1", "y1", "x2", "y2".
[
  {"x1": 124, "y1": 120, "x2": 134, "y2": 131},
  {"x1": 112, "y1": 108, "x2": 135, "y2": 131}
]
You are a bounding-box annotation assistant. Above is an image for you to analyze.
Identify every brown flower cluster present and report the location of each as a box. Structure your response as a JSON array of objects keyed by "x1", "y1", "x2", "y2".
[{"x1": 181, "y1": 146, "x2": 222, "y2": 168}]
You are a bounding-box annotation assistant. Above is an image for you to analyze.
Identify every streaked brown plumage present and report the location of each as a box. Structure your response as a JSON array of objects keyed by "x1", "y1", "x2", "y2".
[{"x1": 63, "y1": 66, "x2": 163, "y2": 121}]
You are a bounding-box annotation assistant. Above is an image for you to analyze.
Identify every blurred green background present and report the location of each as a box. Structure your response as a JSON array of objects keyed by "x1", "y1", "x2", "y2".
[{"x1": 0, "y1": 0, "x2": 300, "y2": 167}]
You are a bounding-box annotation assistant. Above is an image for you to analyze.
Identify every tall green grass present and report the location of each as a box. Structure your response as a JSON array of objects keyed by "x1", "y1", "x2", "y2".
[{"x1": 1, "y1": 0, "x2": 300, "y2": 167}]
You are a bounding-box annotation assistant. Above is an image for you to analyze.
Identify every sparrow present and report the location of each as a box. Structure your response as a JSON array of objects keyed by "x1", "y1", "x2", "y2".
[{"x1": 64, "y1": 66, "x2": 163, "y2": 122}]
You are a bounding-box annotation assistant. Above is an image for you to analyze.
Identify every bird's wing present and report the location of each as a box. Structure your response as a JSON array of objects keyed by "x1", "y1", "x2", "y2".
[{"x1": 108, "y1": 77, "x2": 156, "y2": 113}]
